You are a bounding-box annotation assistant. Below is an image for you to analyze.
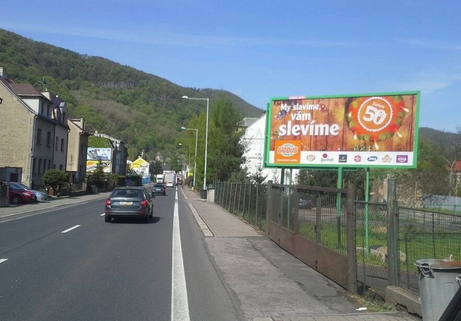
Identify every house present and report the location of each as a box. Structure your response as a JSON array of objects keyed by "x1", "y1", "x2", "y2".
[
  {"x1": 130, "y1": 157, "x2": 150, "y2": 184},
  {"x1": 67, "y1": 118, "x2": 90, "y2": 189},
  {"x1": 240, "y1": 113, "x2": 299, "y2": 183},
  {"x1": 0, "y1": 71, "x2": 56, "y2": 188},
  {"x1": 0, "y1": 67, "x2": 88, "y2": 189},
  {"x1": 42, "y1": 92, "x2": 70, "y2": 172}
]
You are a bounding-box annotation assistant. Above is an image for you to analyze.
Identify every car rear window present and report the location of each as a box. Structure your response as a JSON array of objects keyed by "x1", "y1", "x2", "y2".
[{"x1": 113, "y1": 189, "x2": 143, "y2": 198}]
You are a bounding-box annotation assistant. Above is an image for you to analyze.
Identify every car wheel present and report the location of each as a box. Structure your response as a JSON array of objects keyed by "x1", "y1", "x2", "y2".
[
  {"x1": 12, "y1": 195, "x2": 21, "y2": 204},
  {"x1": 105, "y1": 215, "x2": 111, "y2": 223},
  {"x1": 144, "y1": 215, "x2": 150, "y2": 223},
  {"x1": 149, "y1": 207, "x2": 153, "y2": 218}
]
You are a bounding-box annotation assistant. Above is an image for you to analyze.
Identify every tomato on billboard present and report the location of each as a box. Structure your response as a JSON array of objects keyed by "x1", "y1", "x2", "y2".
[{"x1": 264, "y1": 91, "x2": 420, "y2": 168}]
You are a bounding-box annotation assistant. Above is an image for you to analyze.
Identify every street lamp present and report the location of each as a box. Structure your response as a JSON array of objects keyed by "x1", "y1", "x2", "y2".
[
  {"x1": 181, "y1": 127, "x2": 198, "y2": 190},
  {"x1": 182, "y1": 96, "x2": 209, "y2": 193}
]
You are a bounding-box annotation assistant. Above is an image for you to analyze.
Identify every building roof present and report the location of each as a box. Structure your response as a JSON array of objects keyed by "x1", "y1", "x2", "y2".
[
  {"x1": 9, "y1": 83, "x2": 43, "y2": 96},
  {"x1": 238, "y1": 117, "x2": 259, "y2": 128},
  {"x1": 0, "y1": 77, "x2": 36, "y2": 114}
]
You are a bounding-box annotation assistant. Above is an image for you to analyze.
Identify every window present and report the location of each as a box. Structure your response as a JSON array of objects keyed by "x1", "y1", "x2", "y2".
[
  {"x1": 47, "y1": 105, "x2": 51, "y2": 118},
  {"x1": 46, "y1": 132, "x2": 51, "y2": 147},
  {"x1": 61, "y1": 138, "x2": 65, "y2": 152},
  {"x1": 55, "y1": 137, "x2": 59, "y2": 151},
  {"x1": 38, "y1": 159, "x2": 42, "y2": 174},
  {"x1": 36, "y1": 129, "x2": 42, "y2": 144}
]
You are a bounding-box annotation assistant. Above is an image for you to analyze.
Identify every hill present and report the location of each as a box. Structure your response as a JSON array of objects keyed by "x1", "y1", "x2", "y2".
[
  {"x1": 1, "y1": 29, "x2": 459, "y2": 165},
  {"x1": 0, "y1": 28, "x2": 264, "y2": 161}
]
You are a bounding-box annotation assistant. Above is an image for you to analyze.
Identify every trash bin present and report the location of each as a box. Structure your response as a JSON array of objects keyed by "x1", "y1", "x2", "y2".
[
  {"x1": 415, "y1": 258, "x2": 461, "y2": 321},
  {"x1": 200, "y1": 189, "x2": 207, "y2": 200}
]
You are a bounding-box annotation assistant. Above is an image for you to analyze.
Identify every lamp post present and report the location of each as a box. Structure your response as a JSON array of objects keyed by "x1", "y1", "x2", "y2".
[
  {"x1": 181, "y1": 126, "x2": 198, "y2": 190},
  {"x1": 182, "y1": 96, "x2": 209, "y2": 193}
]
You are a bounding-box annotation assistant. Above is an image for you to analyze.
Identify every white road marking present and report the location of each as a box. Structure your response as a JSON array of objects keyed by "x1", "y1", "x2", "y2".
[
  {"x1": 61, "y1": 225, "x2": 81, "y2": 234},
  {"x1": 100, "y1": 213, "x2": 105, "y2": 216},
  {"x1": 171, "y1": 189, "x2": 190, "y2": 321},
  {"x1": 0, "y1": 258, "x2": 8, "y2": 264}
]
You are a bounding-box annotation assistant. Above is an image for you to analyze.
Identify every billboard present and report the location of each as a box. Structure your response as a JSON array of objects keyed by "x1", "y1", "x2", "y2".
[
  {"x1": 264, "y1": 91, "x2": 420, "y2": 168},
  {"x1": 87, "y1": 147, "x2": 112, "y2": 173},
  {"x1": 87, "y1": 147, "x2": 112, "y2": 161}
]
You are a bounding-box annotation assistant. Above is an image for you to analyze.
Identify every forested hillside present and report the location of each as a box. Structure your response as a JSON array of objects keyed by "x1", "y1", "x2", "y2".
[{"x1": 0, "y1": 29, "x2": 263, "y2": 161}]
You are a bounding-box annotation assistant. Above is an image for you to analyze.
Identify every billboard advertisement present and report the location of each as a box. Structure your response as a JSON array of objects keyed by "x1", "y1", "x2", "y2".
[
  {"x1": 87, "y1": 147, "x2": 112, "y2": 173},
  {"x1": 264, "y1": 91, "x2": 420, "y2": 168},
  {"x1": 87, "y1": 147, "x2": 112, "y2": 161}
]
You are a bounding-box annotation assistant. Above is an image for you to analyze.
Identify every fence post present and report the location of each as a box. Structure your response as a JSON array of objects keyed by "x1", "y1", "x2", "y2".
[
  {"x1": 243, "y1": 182, "x2": 247, "y2": 219},
  {"x1": 266, "y1": 181, "x2": 272, "y2": 235},
  {"x1": 346, "y1": 183, "x2": 357, "y2": 294},
  {"x1": 387, "y1": 178, "x2": 400, "y2": 287},
  {"x1": 253, "y1": 183, "x2": 260, "y2": 227}
]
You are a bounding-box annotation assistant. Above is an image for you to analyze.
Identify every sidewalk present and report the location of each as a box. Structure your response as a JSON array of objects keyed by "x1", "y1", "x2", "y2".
[
  {"x1": 180, "y1": 186, "x2": 421, "y2": 321},
  {"x1": 0, "y1": 191, "x2": 110, "y2": 220},
  {"x1": 0, "y1": 187, "x2": 421, "y2": 321}
]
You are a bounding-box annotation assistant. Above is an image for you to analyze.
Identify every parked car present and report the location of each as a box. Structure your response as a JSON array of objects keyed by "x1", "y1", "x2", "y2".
[
  {"x1": 298, "y1": 198, "x2": 312, "y2": 209},
  {"x1": 14, "y1": 183, "x2": 48, "y2": 202},
  {"x1": 104, "y1": 186, "x2": 154, "y2": 223},
  {"x1": 8, "y1": 183, "x2": 36, "y2": 204},
  {"x1": 152, "y1": 183, "x2": 166, "y2": 196}
]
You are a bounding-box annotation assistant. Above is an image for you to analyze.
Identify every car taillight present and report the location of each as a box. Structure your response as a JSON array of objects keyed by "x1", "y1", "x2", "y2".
[
  {"x1": 140, "y1": 199, "x2": 148, "y2": 207},
  {"x1": 105, "y1": 198, "x2": 111, "y2": 206}
]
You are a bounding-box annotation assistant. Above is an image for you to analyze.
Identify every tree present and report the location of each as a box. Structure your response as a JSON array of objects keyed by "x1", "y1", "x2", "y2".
[
  {"x1": 43, "y1": 169, "x2": 68, "y2": 193},
  {"x1": 149, "y1": 159, "x2": 163, "y2": 176},
  {"x1": 428, "y1": 129, "x2": 461, "y2": 196},
  {"x1": 207, "y1": 98, "x2": 245, "y2": 182},
  {"x1": 249, "y1": 166, "x2": 268, "y2": 185},
  {"x1": 297, "y1": 168, "x2": 367, "y2": 198}
]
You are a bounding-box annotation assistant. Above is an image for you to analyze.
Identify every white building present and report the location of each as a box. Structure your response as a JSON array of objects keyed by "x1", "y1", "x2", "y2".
[{"x1": 240, "y1": 114, "x2": 299, "y2": 184}]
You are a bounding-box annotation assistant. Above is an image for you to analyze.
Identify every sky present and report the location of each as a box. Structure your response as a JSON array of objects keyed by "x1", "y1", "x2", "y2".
[{"x1": 2, "y1": 0, "x2": 460, "y2": 132}]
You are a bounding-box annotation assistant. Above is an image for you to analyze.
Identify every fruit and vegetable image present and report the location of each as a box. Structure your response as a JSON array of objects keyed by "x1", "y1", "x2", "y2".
[{"x1": 345, "y1": 95, "x2": 409, "y2": 150}]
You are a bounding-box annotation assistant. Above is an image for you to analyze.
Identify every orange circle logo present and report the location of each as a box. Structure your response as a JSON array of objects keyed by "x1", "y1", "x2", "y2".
[{"x1": 357, "y1": 97, "x2": 392, "y2": 132}]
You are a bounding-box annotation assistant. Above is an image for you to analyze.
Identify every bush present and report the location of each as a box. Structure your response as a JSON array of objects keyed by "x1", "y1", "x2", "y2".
[{"x1": 43, "y1": 169, "x2": 68, "y2": 191}]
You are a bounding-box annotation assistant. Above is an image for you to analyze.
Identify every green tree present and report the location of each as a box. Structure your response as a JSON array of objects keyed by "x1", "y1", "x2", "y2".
[
  {"x1": 43, "y1": 169, "x2": 68, "y2": 192},
  {"x1": 207, "y1": 98, "x2": 245, "y2": 182},
  {"x1": 149, "y1": 160, "x2": 163, "y2": 176},
  {"x1": 297, "y1": 168, "x2": 366, "y2": 199}
]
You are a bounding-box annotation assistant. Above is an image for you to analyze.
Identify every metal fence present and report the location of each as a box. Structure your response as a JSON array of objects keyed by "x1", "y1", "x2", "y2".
[
  {"x1": 214, "y1": 181, "x2": 267, "y2": 231},
  {"x1": 399, "y1": 207, "x2": 461, "y2": 294},
  {"x1": 214, "y1": 179, "x2": 461, "y2": 301}
]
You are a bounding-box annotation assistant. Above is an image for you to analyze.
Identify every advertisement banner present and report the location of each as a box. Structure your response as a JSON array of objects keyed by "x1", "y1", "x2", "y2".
[
  {"x1": 264, "y1": 91, "x2": 420, "y2": 168},
  {"x1": 87, "y1": 147, "x2": 112, "y2": 161}
]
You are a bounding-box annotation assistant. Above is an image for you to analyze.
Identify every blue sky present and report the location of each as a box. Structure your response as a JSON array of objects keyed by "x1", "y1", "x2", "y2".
[{"x1": 2, "y1": 0, "x2": 460, "y2": 132}]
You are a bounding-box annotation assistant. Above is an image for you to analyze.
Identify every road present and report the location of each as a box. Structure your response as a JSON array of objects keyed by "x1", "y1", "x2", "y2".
[{"x1": 0, "y1": 188, "x2": 239, "y2": 321}]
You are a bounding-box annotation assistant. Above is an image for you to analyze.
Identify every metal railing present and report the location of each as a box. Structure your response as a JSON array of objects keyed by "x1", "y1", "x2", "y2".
[{"x1": 214, "y1": 179, "x2": 461, "y2": 301}]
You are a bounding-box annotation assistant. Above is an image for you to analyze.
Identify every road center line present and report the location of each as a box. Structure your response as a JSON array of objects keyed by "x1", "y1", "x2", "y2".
[
  {"x1": 0, "y1": 258, "x2": 8, "y2": 264},
  {"x1": 171, "y1": 188, "x2": 190, "y2": 321},
  {"x1": 61, "y1": 225, "x2": 81, "y2": 234}
]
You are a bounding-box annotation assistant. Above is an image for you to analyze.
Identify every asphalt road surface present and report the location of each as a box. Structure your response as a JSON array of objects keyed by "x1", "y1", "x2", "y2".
[{"x1": 0, "y1": 188, "x2": 239, "y2": 321}]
